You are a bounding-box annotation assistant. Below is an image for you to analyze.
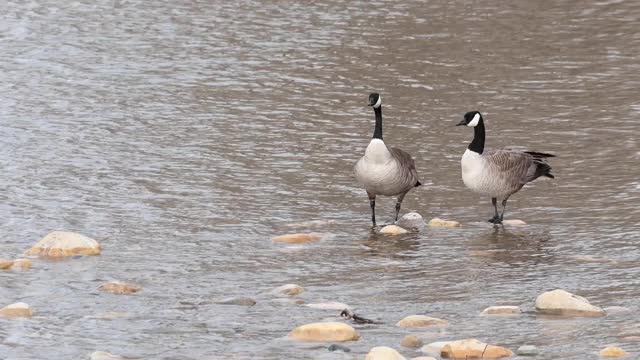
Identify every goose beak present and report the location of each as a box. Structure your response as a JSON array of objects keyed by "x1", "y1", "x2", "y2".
[{"x1": 456, "y1": 119, "x2": 467, "y2": 126}]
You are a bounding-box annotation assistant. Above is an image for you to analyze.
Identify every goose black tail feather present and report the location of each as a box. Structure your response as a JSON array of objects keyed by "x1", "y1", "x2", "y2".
[
  {"x1": 534, "y1": 161, "x2": 555, "y2": 180},
  {"x1": 525, "y1": 151, "x2": 556, "y2": 158},
  {"x1": 414, "y1": 180, "x2": 422, "y2": 187}
]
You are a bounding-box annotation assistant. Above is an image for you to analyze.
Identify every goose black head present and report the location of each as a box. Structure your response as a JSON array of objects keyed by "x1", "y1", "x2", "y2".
[
  {"x1": 457, "y1": 111, "x2": 482, "y2": 127},
  {"x1": 368, "y1": 93, "x2": 382, "y2": 108}
]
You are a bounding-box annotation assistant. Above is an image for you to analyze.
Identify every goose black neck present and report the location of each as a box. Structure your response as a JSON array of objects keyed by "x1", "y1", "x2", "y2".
[
  {"x1": 468, "y1": 119, "x2": 485, "y2": 154},
  {"x1": 372, "y1": 106, "x2": 383, "y2": 140}
]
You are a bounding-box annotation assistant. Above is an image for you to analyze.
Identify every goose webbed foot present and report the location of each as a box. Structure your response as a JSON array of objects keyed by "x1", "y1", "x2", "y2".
[{"x1": 488, "y1": 215, "x2": 501, "y2": 224}]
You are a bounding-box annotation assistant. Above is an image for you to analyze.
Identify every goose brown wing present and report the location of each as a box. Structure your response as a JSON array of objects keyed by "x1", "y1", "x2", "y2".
[
  {"x1": 389, "y1": 147, "x2": 421, "y2": 187},
  {"x1": 484, "y1": 149, "x2": 533, "y2": 185}
]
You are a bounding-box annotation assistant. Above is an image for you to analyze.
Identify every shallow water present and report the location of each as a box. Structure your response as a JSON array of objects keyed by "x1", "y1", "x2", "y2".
[{"x1": 0, "y1": 0, "x2": 639, "y2": 359}]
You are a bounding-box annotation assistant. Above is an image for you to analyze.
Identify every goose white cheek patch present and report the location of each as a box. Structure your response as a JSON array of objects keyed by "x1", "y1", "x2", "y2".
[
  {"x1": 373, "y1": 96, "x2": 382, "y2": 108},
  {"x1": 467, "y1": 113, "x2": 480, "y2": 127}
]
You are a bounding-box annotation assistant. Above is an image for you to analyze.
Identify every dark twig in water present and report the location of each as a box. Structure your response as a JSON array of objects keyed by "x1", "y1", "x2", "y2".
[{"x1": 340, "y1": 309, "x2": 382, "y2": 324}]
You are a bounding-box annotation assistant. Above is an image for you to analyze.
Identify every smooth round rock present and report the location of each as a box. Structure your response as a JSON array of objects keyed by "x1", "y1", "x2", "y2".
[
  {"x1": 599, "y1": 346, "x2": 627, "y2": 357},
  {"x1": 98, "y1": 281, "x2": 141, "y2": 295},
  {"x1": 481, "y1": 306, "x2": 522, "y2": 315},
  {"x1": 24, "y1": 231, "x2": 100, "y2": 257},
  {"x1": 397, "y1": 315, "x2": 448, "y2": 327},
  {"x1": 517, "y1": 345, "x2": 539, "y2": 356},
  {"x1": 427, "y1": 218, "x2": 461, "y2": 228},
  {"x1": 272, "y1": 233, "x2": 322, "y2": 244},
  {"x1": 365, "y1": 346, "x2": 406, "y2": 360},
  {"x1": 0, "y1": 302, "x2": 33, "y2": 317},
  {"x1": 288, "y1": 322, "x2": 360, "y2": 342},
  {"x1": 502, "y1": 219, "x2": 527, "y2": 226},
  {"x1": 0, "y1": 259, "x2": 13, "y2": 269},
  {"x1": 10, "y1": 258, "x2": 33, "y2": 270},
  {"x1": 535, "y1": 289, "x2": 605, "y2": 317},
  {"x1": 215, "y1": 297, "x2": 256, "y2": 306},
  {"x1": 401, "y1": 335, "x2": 424, "y2": 348},
  {"x1": 90, "y1": 351, "x2": 124, "y2": 360},
  {"x1": 420, "y1": 341, "x2": 452, "y2": 356},
  {"x1": 305, "y1": 302, "x2": 351, "y2": 311},
  {"x1": 441, "y1": 339, "x2": 513, "y2": 359},
  {"x1": 273, "y1": 284, "x2": 304, "y2": 296},
  {"x1": 379, "y1": 225, "x2": 409, "y2": 235},
  {"x1": 396, "y1": 212, "x2": 425, "y2": 229}
]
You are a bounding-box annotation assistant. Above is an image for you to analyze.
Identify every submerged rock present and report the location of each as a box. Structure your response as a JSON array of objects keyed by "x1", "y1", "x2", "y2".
[
  {"x1": 599, "y1": 346, "x2": 627, "y2": 357},
  {"x1": 441, "y1": 339, "x2": 513, "y2": 359},
  {"x1": 481, "y1": 306, "x2": 522, "y2": 315},
  {"x1": 401, "y1": 334, "x2": 424, "y2": 348},
  {"x1": 396, "y1": 212, "x2": 425, "y2": 230},
  {"x1": 502, "y1": 219, "x2": 527, "y2": 226},
  {"x1": 420, "y1": 341, "x2": 453, "y2": 356},
  {"x1": 24, "y1": 231, "x2": 101, "y2": 257},
  {"x1": 0, "y1": 259, "x2": 13, "y2": 269},
  {"x1": 305, "y1": 302, "x2": 351, "y2": 311},
  {"x1": 90, "y1": 351, "x2": 124, "y2": 360},
  {"x1": 397, "y1": 315, "x2": 448, "y2": 327},
  {"x1": 98, "y1": 281, "x2": 142, "y2": 295},
  {"x1": 517, "y1": 345, "x2": 539, "y2": 356},
  {"x1": 365, "y1": 346, "x2": 406, "y2": 360},
  {"x1": 0, "y1": 302, "x2": 33, "y2": 317},
  {"x1": 272, "y1": 233, "x2": 322, "y2": 244},
  {"x1": 379, "y1": 225, "x2": 409, "y2": 235},
  {"x1": 288, "y1": 322, "x2": 360, "y2": 342},
  {"x1": 535, "y1": 289, "x2": 605, "y2": 317},
  {"x1": 273, "y1": 284, "x2": 304, "y2": 296},
  {"x1": 10, "y1": 258, "x2": 33, "y2": 270},
  {"x1": 427, "y1": 218, "x2": 461, "y2": 228},
  {"x1": 328, "y1": 344, "x2": 351, "y2": 352},
  {"x1": 215, "y1": 296, "x2": 256, "y2": 306}
]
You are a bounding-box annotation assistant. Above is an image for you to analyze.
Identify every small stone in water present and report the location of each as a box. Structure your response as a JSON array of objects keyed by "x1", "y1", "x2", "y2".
[
  {"x1": 10, "y1": 258, "x2": 33, "y2": 270},
  {"x1": 24, "y1": 231, "x2": 101, "y2": 257},
  {"x1": 0, "y1": 259, "x2": 14, "y2": 269},
  {"x1": 272, "y1": 233, "x2": 322, "y2": 244},
  {"x1": 420, "y1": 341, "x2": 452, "y2": 356},
  {"x1": 288, "y1": 322, "x2": 360, "y2": 342},
  {"x1": 379, "y1": 225, "x2": 409, "y2": 235},
  {"x1": 273, "y1": 283, "x2": 304, "y2": 296},
  {"x1": 0, "y1": 302, "x2": 33, "y2": 317},
  {"x1": 427, "y1": 218, "x2": 461, "y2": 228},
  {"x1": 397, "y1": 315, "x2": 448, "y2": 327},
  {"x1": 90, "y1": 351, "x2": 124, "y2": 360},
  {"x1": 401, "y1": 334, "x2": 424, "y2": 348},
  {"x1": 599, "y1": 346, "x2": 627, "y2": 357},
  {"x1": 328, "y1": 344, "x2": 351, "y2": 352},
  {"x1": 517, "y1": 345, "x2": 539, "y2": 356},
  {"x1": 396, "y1": 212, "x2": 425, "y2": 229},
  {"x1": 215, "y1": 297, "x2": 256, "y2": 306},
  {"x1": 502, "y1": 219, "x2": 527, "y2": 226},
  {"x1": 99, "y1": 281, "x2": 142, "y2": 295},
  {"x1": 480, "y1": 305, "x2": 522, "y2": 315},
  {"x1": 365, "y1": 346, "x2": 406, "y2": 360},
  {"x1": 535, "y1": 289, "x2": 605, "y2": 317},
  {"x1": 441, "y1": 339, "x2": 513, "y2": 359}
]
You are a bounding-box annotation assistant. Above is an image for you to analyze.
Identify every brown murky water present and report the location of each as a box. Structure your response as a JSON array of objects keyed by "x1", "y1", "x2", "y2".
[{"x1": 0, "y1": 0, "x2": 639, "y2": 359}]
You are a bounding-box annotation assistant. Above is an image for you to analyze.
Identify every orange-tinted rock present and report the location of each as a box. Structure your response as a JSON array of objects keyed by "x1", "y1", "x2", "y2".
[
  {"x1": 24, "y1": 231, "x2": 100, "y2": 257},
  {"x1": 0, "y1": 259, "x2": 13, "y2": 269},
  {"x1": 599, "y1": 346, "x2": 627, "y2": 357},
  {"x1": 99, "y1": 281, "x2": 141, "y2": 295},
  {"x1": 272, "y1": 233, "x2": 322, "y2": 244},
  {"x1": 10, "y1": 258, "x2": 33, "y2": 270},
  {"x1": 0, "y1": 302, "x2": 33, "y2": 317},
  {"x1": 380, "y1": 225, "x2": 409, "y2": 235},
  {"x1": 401, "y1": 335, "x2": 424, "y2": 348},
  {"x1": 480, "y1": 306, "x2": 522, "y2": 315},
  {"x1": 288, "y1": 322, "x2": 360, "y2": 342},
  {"x1": 273, "y1": 284, "x2": 304, "y2": 296},
  {"x1": 365, "y1": 346, "x2": 406, "y2": 360},
  {"x1": 428, "y1": 218, "x2": 461, "y2": 228},
  {"x1": 441, "y1": 339, "x2": 513, "y2": 359}
]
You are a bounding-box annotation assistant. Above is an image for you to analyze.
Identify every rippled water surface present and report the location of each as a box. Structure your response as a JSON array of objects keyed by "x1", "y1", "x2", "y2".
[{"x1": 1, "y1": 1, "x2": 639, "y2": 359}]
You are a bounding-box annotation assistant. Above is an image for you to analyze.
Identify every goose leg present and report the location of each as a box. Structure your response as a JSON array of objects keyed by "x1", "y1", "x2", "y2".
[
  {"x1": 367, "y1": 191, "x2": 376, "y2": 227},
  {"x1": 488, "y1": 197, "x2": 500, "y2": 223},
  {"x1": 394, "y1": 191, "x2": 408, "y2": 222},
  {"x1": 498, "y1": 197, "x2": 510, "y2": 223}
]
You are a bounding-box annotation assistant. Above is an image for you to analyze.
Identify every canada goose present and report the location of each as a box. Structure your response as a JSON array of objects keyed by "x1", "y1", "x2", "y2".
[
  {"x1": 456, "y1": 111, "x2": 555, "y2": 224},
  {"x1": 354, "y1": 93, "x2": 421, "y2": 226}
]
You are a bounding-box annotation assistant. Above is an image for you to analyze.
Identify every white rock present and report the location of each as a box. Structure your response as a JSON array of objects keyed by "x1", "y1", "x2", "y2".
[
  {"x1": 379, "y1": 225, "x2": 409, "y2": 235},
  {"x1": 90, "y1": 351, "x2": 124, "y2": 360},
  {"x1": 502, "y1": 219, "x2": 527, "y2": 226},
  {"x1": 273, "y1": 284, "x2": 304, "y2": 296},
  {"x1": 397, "y1": 315, "x2": 448, "y2": 327},
  {"x1": 305, "y1": 302, "x2": 351, "y2": 311},
  {"x1": 288, "y1": 322, "x2": 360, "y2": 342},
  {"x1": 535, "y1": 289, "x2": 605, "y2": 316},
  {"x1": 215, "y1": 296, "x2": 257, "y2": 306},
  {"x1": 427, "y1": 218, "x2": 461, "y2": 228},
  {"x1": 420, "y1": 341, "x2": 453, "y2": 356},
  {"x1": 396, "y1": 212, "x2": 425, "y2": 229},
  {"x1": 480, "y1": 305, "x2": 522, "y2": 315},
  {"x1": 365, "y1": 346, "x2": 406, "y2": 360},
  {"x1": 517, "y1": 345, "x2": 539, "y2": 356}
]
